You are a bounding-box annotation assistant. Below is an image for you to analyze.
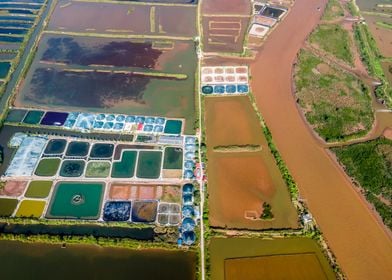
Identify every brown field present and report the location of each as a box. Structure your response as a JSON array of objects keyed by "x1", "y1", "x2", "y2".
[
  {"x1": 201, "y1": 0, "x2": 251, "y2": 53},
  {"x1": 204, "y1": 96, "x2": 263, "y2": 147},
  {"x1": 249, "y1": 0, "x2": 392, "y2": 278},
  {"x1": 0, "y1": 181, "x2": 28, "y2": 197},
  {"x1": 202, "y1": 16, "x2": 250, "y2": 53},
  {"x1": 48, "y1": 0, "x2": 196, "y2": 37},
  {"x1": 162, "y1": 169, "x2": 182, "y2": 179},
  {"x1": 207, "y1": 151, "x2": 297, "y2": 229},
  {"x1": 205, "y1": 96, "x2": 297, "y2": 229},
  {"x1": 108, "y1": 183, "x2": 180, "y2": 203},
  {"x1": 225, "y1": 254, "x2": 329, "y2": 280},
  {"x1": 202, "y1": 0, "x2": 251, "y2": 14}
]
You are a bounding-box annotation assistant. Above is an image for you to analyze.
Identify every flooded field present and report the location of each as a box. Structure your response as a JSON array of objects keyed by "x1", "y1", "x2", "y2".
[
  {"x1": 205, "y1": 96, "x2": 297, "y2": 229},
  {"x1": 250, "y1": 0, "x2": 392, "y2": 278},
  {"x1": 209, "y1": 237, "x2": 335, "y2": 280},
  {"x1": 201, "y1": 0, "x2": 251, "y2": 53},
  {"x1": 48, "y1": 0, "x2": 196, "y2": 37},
  {"x1": 15, "y1": 35, "x2": 197, "y2": 133},
  {"x1": 0, "y1": 240, "x2": 197, "y2": 280}
]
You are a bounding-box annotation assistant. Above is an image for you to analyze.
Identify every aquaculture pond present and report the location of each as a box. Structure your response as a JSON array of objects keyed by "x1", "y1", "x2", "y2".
[
  {"x1": 34, "y1": 158, "x2": 60, "y2": 176},
  {"x1": 164, "y1": 120, "x2": 182, "y2": 134},
  {"x1": 44, "y1": 139, "x2": 67, "y2": 154},
  {"x1": 0, "y1": 28, "x2": 28, "y2": 35},
  {"x1": 111, "y1": 151, "x2": 137, "y2": 178},
  {"x1": 24, "y1": 181, "x2": 52, "y2": 198},
  {"x1": 85, "y1": 161, "x2": 110, "y2": 178},
  {"x1": 22, "y1": 110, "x2": 44, "y2": 124},
  {"x1": 89, "y1": 143, "x2": 114, "y2": 158},
  {"x1": 17, "y1": 35, "x2": 197, "y2": 134},
  {"x1": 131, "y1": 200, "x2": 158, "y2": 222},
  {"x1": 59, "y1": 160, "x2": 85, "y2": 177},
  {"x1": 5, "y1": 109, "x2": 26, "y2": 123},
  {"x1": 209, "y1": 237, "x2": 336, "y2": 280},
  {"x1": 0, "y1": 198, "x2": 18, "y2": 216},
  {"x1": 47, "y1": 182, "x2": 104, "y2": 219},
  {"x1": 0, "y1": 240, "x2": 197, "y2": 280},
  {"x1": 65, "y1": 141, "x2": 89, "y2": 157},
  {"x1": 163, "y1": 147, "x2": 183, "y2": 169},
  {"x1": 0, "y1": 35, "x2": 24, "y2": 43},
  {"x1": 136, "y1": 151, "x2": 162, "y2": 179},
  {"x1": 0, "y1": 61, "x2": 11, "y2": 78},
  {"x1": 15, "y1": 200, "x2": 46, "y2": 218}
]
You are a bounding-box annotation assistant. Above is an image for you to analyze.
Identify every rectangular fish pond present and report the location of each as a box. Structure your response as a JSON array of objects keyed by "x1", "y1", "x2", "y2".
[{"x1": 46, "y1": 182, "x2": 104, "y2": 219}]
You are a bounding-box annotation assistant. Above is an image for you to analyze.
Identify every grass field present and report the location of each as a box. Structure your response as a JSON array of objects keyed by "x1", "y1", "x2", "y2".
[
  {"x1": 332, "y1": 138, "x2": 392, "y2": 229},
  {"x1": 209, "y1": 237, "x2": 336, "y2": 280},
  {"x1": 34, "y1": 158, "x2": 61, "y2": 177},
  {"x1": 310, "y1": 24, "x2": 353, "y2": 65},
  {"x1": 24, "y1": 181, "x2": 52, "y2": 198},
  {"x1": 15, "y1": 200, "x2": 46, "y2": 218},
  {"x1": 295, "y1": 51, "x2": 373, "y2": 142},
  {"x1": 322, "y1": 0, "x2": 344, "y2": 21},
  {"x1": 85, "y1": 161, "x2": 111, "y2": 178}
]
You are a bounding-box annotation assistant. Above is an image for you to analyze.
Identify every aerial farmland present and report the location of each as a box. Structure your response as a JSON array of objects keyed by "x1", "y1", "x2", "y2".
[{"x1": 0, "y1": 0, "x2": 392, "y2": 279}]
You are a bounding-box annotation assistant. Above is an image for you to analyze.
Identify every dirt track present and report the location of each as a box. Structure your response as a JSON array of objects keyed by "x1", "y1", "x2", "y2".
[{"x1": 250, "y1": 0, "x2": 392, "y2": 278}]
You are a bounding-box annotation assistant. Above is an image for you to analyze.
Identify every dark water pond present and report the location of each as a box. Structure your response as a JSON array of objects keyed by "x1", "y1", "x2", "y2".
[{"x1": 0, "y1": 240, "x2": 197, "y2": 280}]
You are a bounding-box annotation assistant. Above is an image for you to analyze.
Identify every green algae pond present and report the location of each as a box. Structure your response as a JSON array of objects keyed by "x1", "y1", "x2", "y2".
[
  {"x1": 25, "y1": 181, "x2": 52, "y2": 198},
  {"x1": 111, "y1": 150, "x2": 137, "y2": 178},
  {"x1": 136, "y1": 151, "x2": 162, "y2": 179},
  {"x1": 47, "y1": 182, "x2": 104, "y2": 219},
  {"x1": 0, "y1": 240, "x2": 197, "y2": 280},
  {"x1": 35, "y1": 158, "x2": 61, "y2": 176}
]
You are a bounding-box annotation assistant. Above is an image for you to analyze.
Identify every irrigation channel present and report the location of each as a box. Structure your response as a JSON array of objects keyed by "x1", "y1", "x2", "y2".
[{"x1": 250, "y1": 0, "x2": 392, "y2": 279}]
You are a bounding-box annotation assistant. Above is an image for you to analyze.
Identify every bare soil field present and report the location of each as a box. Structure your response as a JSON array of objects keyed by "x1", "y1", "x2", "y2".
[
  {"x1": 249, "y1": 0, "x2": 392, "y2": 278},
  {"x1": 207, "y1": 151, "x2": 297, "y2": 229},
  {"x1": 48, "y1": 0, "x2": 197, "y2": 37},
  {"x1": 201, "y1": 0, "x2": 251, "y2": 53},
  {"x1": 202, "y1": 16, "x2": 250, "y2": 53},
  {"x1": 0, "y1": 181, "x2": 28, "y2": 197},
  {"x1": 205, "y1": 96, "x2": 297, "y2": 229},
  {"x1": 204, "y1": 96, "x2": 263, "y2": 147},
  {"x1": 108, "y1": 183, "x2": 180, "y2": 202}
]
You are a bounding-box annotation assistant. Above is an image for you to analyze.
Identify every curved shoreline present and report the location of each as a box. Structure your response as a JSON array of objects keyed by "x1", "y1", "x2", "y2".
[{"x1": 250, "y1": 0, "x2": 392, "y2": 279}]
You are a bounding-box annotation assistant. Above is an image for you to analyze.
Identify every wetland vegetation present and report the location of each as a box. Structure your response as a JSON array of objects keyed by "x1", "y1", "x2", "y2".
[
  {"x1": 332, "y1": 138, "x2": 392, "y2": 229},
  {"x1": 294, "y1": 50, "x2": 373, "y2": 142}
]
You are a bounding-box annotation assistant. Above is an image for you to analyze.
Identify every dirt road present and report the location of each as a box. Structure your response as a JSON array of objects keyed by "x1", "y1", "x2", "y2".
[{"x1": 250, "y1": 0, "x2": 392, "y2": 278}]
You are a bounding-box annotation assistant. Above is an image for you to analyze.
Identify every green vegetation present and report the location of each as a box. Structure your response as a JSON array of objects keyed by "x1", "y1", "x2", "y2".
[
  {"x1": 25, "y1": 181, "x2": 52, "y2": 198},
  {"x1": 332, "y1": 138, "x2": 392, "y2": 229},
  {"x1": 310, "y1": 24, "x2": 353, "y2": 65},
  {"x1": 346, "y1": 0, "x2": 360, "y2": 17},
  {"x1": 260, "y1": 202, "x2": 273, "y2": 220},
  {"x1": 376, "y1": 21, "x2": 392, "y2": 30},
  {"x1": 213, "y1": 144, "x2": 262, "y2": 152},
  {"x1": 295, "y1": 51, "x2": 373, "y2": 142},
  {"x1": 322, "y1": 0, "x2": 344, "y2": 20},
  {"x1": 85, "y1": 161, "x2": 111, "y2": 178},
  {"x1": 354, "y1": 23, "x2": 392, "y2": 106},
  {"x1": 34, "y1": 158, "x2": 61, "y2": 176}
]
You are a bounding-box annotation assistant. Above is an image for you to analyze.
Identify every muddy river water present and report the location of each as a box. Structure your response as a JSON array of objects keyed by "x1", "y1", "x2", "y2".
[{"x1": 250, "y1": 0, "x2": 392, "y2": 278}]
